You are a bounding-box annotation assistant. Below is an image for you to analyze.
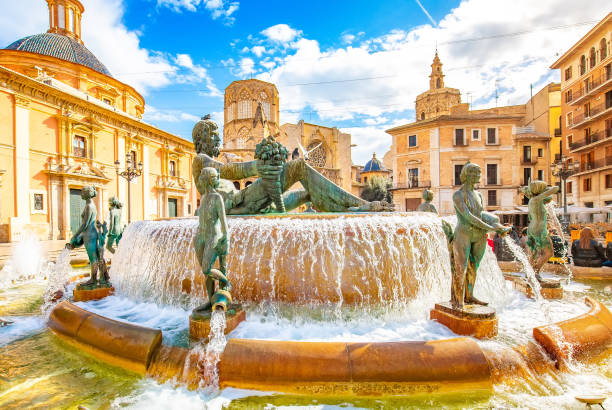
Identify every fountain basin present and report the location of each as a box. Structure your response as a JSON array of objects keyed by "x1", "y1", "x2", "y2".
[
  {"x1": 46, "y1": 297, "x2": 612, "y2": 397},
  {"x1": 533, "y1": 297, "x2": 612, "y2": 368},
  {"x1": 48, "y1": 300, "x2": 161, "y2": 374}
]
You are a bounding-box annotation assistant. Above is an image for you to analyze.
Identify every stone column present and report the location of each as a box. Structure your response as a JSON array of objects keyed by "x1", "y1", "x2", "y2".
[
  {"x1": 118, "y1": 134, "x2": 127, "y2": 222},
  {"x1": 142, "y1": 144, "x2": 150, "y2": 220},
  {"x1": 14, "y1": 95, "x2": 30, "y2": 224},
  {"x1": 61, "y1": 180, "x2": 71, "y2": 239}
]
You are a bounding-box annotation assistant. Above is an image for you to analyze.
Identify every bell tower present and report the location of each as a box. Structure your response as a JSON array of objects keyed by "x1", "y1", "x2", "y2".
[
  {"x1": 415, "y1": 50, "x2": 461, "y2": 121},
  {"x1": 46, "y1": 0, "x2": 84, "y2": 44},
  {"x1": 429, "y1": 50, "x2": 445, "y2": 90}
]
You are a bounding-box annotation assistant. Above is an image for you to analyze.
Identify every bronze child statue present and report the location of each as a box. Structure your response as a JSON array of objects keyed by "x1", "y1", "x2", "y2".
[
  {"x1": 417, "y1": 189, "x2": 437, "y2": 213},
  {"x1": 193, "y1": 167, "x2": 232, "y2": 314},
  {"x1": 523, "y1": 180, "x2": 559, "y2": 281},
  {"x1": 451, "y1": 163, "x2": 510, "y2": 309},
  {"x1": 106, "y1": 196, "x2": 124, "y2": 254},
  {"x1": 66, "y1": 186, "x2": 109, "y2": 288}
]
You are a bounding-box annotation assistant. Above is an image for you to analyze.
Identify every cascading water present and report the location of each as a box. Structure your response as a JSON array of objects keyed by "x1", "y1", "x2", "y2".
[
  {"x1": 181, "y1": 309, "x2": 228, "y2": 391},
  {"x1": 545, "y1": 201, "x2": 573, "y2": 282},
  {"x1": 109, "y1": 213, "x2": 511, "y2": 318}
]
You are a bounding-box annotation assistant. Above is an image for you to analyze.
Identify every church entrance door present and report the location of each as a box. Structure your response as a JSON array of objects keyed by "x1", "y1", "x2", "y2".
[
  {"x1": 168, "y1": 198, "x2": 177, "y2": 218},
  {"x1": 69, "y1": 188, "x2": 86, "y2": 233}
]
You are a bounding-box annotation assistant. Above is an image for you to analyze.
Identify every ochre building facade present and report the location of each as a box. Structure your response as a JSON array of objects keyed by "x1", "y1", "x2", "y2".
[
  {"x1": 552, "y1": 12, "x2": 612, "y2": 213},
  {"x1": 0, "y1": 0, "x2": 197, "y2": 242},
  {"x1": 388, "y1": 52, "x2": 560, "y2": 215}
]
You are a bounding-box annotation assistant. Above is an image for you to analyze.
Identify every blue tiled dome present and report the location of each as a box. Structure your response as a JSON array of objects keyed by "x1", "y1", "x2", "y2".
[
  {"x1": 5, "y1": 33, "x2": 111, "y2": 77},
  {"x1": 363, "y1": 153, "x2": 386, "y2": 172}
]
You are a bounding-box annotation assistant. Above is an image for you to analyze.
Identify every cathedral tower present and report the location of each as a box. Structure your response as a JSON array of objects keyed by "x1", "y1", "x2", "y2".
[{"x1": 222, "y1": 79, "x2": 280, "y2": 161}]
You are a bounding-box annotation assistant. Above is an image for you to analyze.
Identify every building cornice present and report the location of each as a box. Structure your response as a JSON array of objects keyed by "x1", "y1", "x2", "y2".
[
  {"x1": 550, "y1": 12, "x2": 612, "y2": 69},
  {"x1": 0, "y1": 65, "x2": 195, "y2": 152}
]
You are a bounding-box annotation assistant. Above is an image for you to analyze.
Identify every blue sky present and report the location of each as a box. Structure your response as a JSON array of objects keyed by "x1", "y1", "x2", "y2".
[{"x1": 1, "y1": 0, "x2": 609, "y2": 164}]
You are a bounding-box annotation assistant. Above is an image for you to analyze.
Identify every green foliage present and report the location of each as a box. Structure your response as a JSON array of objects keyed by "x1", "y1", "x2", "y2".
[{"x1": 360, "y1": 175, "x2": 392, "y2": 203}]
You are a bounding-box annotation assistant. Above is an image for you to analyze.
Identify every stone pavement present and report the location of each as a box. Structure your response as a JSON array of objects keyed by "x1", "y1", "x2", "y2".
[{"x1": 0, "y1": 240, "x2": 88, "y2": 269}]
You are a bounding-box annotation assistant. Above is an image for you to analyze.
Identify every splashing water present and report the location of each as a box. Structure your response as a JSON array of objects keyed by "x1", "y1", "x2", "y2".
[
  {"x1": 41, "y1": 248, "x2": 72, "y2": 315},
  {"x1": 0, "y1": 235, "x2": 49, "y2": 287},
  {"x1": 502, "y1": 236, "x2": 543, "y2": 303}
]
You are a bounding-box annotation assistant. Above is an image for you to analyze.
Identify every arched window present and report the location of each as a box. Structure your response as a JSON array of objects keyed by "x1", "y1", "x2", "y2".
[
  {"x1": 420, "y1": 112, "x2": 425, "y2": 120},
  {"x1": 129, "y1": 150, "x2": 137, "y2": 165},
  {"x1": 58, "y1": 4, "x2": 65, "y2": 28},
  {"x1": 68, "y1": 8, "x2": 74, "y2": 32},
  {"x1": 306, "y1": 141, "x2": 326, "y2": 168},
  {"x1": 169, "y1": 160, "x2": 176, "y2": 176},
  {"x1": 600, "y1": 38, "x2": 608, "y2": 61},
  {"x1": 73, "y1": 136, "x2": 86, "y2": 158},
  {"x1": 580, "y1": 55, "x2": 586, "y2": 75},
  {"x1": 436, "y1": 78, "x2": 441, "y2": 88},
  {"x1": 258, "y1": 91, "x2": 271, "y2": 120},
  {"x1": 237, "y1": 100, "x2": 252, "y2": 119},
  {"x1": 589, "y1": 47, "x2": 596, "y2": 69}
]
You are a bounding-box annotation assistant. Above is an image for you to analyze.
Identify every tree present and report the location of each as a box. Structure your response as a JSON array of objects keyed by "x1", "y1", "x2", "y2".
[{"x1": 360, "y1": 175, "x2": 392, "y2": 203}]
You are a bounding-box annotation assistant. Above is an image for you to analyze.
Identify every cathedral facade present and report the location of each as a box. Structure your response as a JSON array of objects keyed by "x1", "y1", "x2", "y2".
[{"x1": 0, "y1": 0, "x2": 197, "y2": 242}]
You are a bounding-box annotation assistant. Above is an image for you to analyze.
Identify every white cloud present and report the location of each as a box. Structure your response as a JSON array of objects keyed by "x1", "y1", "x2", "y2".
[
  {"x1": 251, "y1": 0, "x2": 606, "y2": 164},
  {"x1": 144, "y1": 105, "x2": 200, "y2": 123},
  {"x1": 251, "y1": 46, "x2": 267, "y2": 57},
  {"x1": 234, "y1": 57, "x2": 255, "y2": 77},
  {"x1": 261, "y1": 24, "x2": 302, "y2": 44},
  {"x1": 341, "y1": 34, "x2": 356, "y2": 44},
  {"x1": 157, "y1": 0, "x2": 239, "y2": 24}
]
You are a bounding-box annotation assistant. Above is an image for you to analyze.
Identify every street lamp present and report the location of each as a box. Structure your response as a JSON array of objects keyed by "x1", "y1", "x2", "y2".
[
  {"x1": 114, "y1": 154, "x2": 143, "y2": 224},
  {"x1": 550, "y1": 156, "x2": 580, "y2": 231}
]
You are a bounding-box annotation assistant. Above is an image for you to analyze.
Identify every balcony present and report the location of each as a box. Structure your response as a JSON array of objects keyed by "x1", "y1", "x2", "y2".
[
  {"x1": 520, "y1": 157, "x2": 537, "y2": 165},
  {"x1": 570, "y1": 128, "x2": 612, "y2": 152},
  {"x1": 453, "y1": 140, "x2": 468, "y2": 147},
  {"x1": 155, "y1": 175, "x2": 188, "y2": 191},
  {"x1": 568, "y1": 70, "x2": 612, "y2": 106},
  {"x1": 578, "y1": 156, "x2": 612, "y2": 173},
  {"x1": 569, "y1": 102, "x2": 612, "y2": 129},
  {"x1": 391, "y1": 180, "x2": 431, "y2": 190}
]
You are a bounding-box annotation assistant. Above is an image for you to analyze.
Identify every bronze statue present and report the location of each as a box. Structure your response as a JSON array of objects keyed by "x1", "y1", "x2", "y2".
[
  {"x1": 417, "y1": 189, "x2": 437, "y2": 213},
  {"x1": 106, "y1": 196, "x2": 123, "y2": 254},
  {"x1": 523, "y1": 180, "x2": 559, "y2": 280},
  {"x1": 66, "y1": 186, "x2": 110, "y2": 288},
  {"x1": 193, "y1": 167, "x2": 232, "y2": 314},
  {"x1": 451, "y1": 163, "x2": 510, "y2": 309},
  {"x1": 191, "y1": 116, "x2": 394, "y2": 214}
]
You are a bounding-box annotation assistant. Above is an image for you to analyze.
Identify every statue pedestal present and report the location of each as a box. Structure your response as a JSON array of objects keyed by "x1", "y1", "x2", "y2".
[
  {"x1": 504, "y1": 274, "x2": 563, "y2": 300},
  {"x1": 189, "y1": 303, "x2": 246, "y2": 341},
  {"x1": 73, "y1": 286, "x2": 114, "y2": 302},
  {"x1": 430, "y1": 302, "x2": 497, "y2": 339}
]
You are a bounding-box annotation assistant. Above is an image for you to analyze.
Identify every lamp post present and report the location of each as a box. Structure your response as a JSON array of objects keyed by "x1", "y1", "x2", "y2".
[
  {"x1": 550, "y1": 156, "x2": 580, "y2": 231},
  {"x1": 114, "y1": 154, "x2": 143, "y2": 224}
]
